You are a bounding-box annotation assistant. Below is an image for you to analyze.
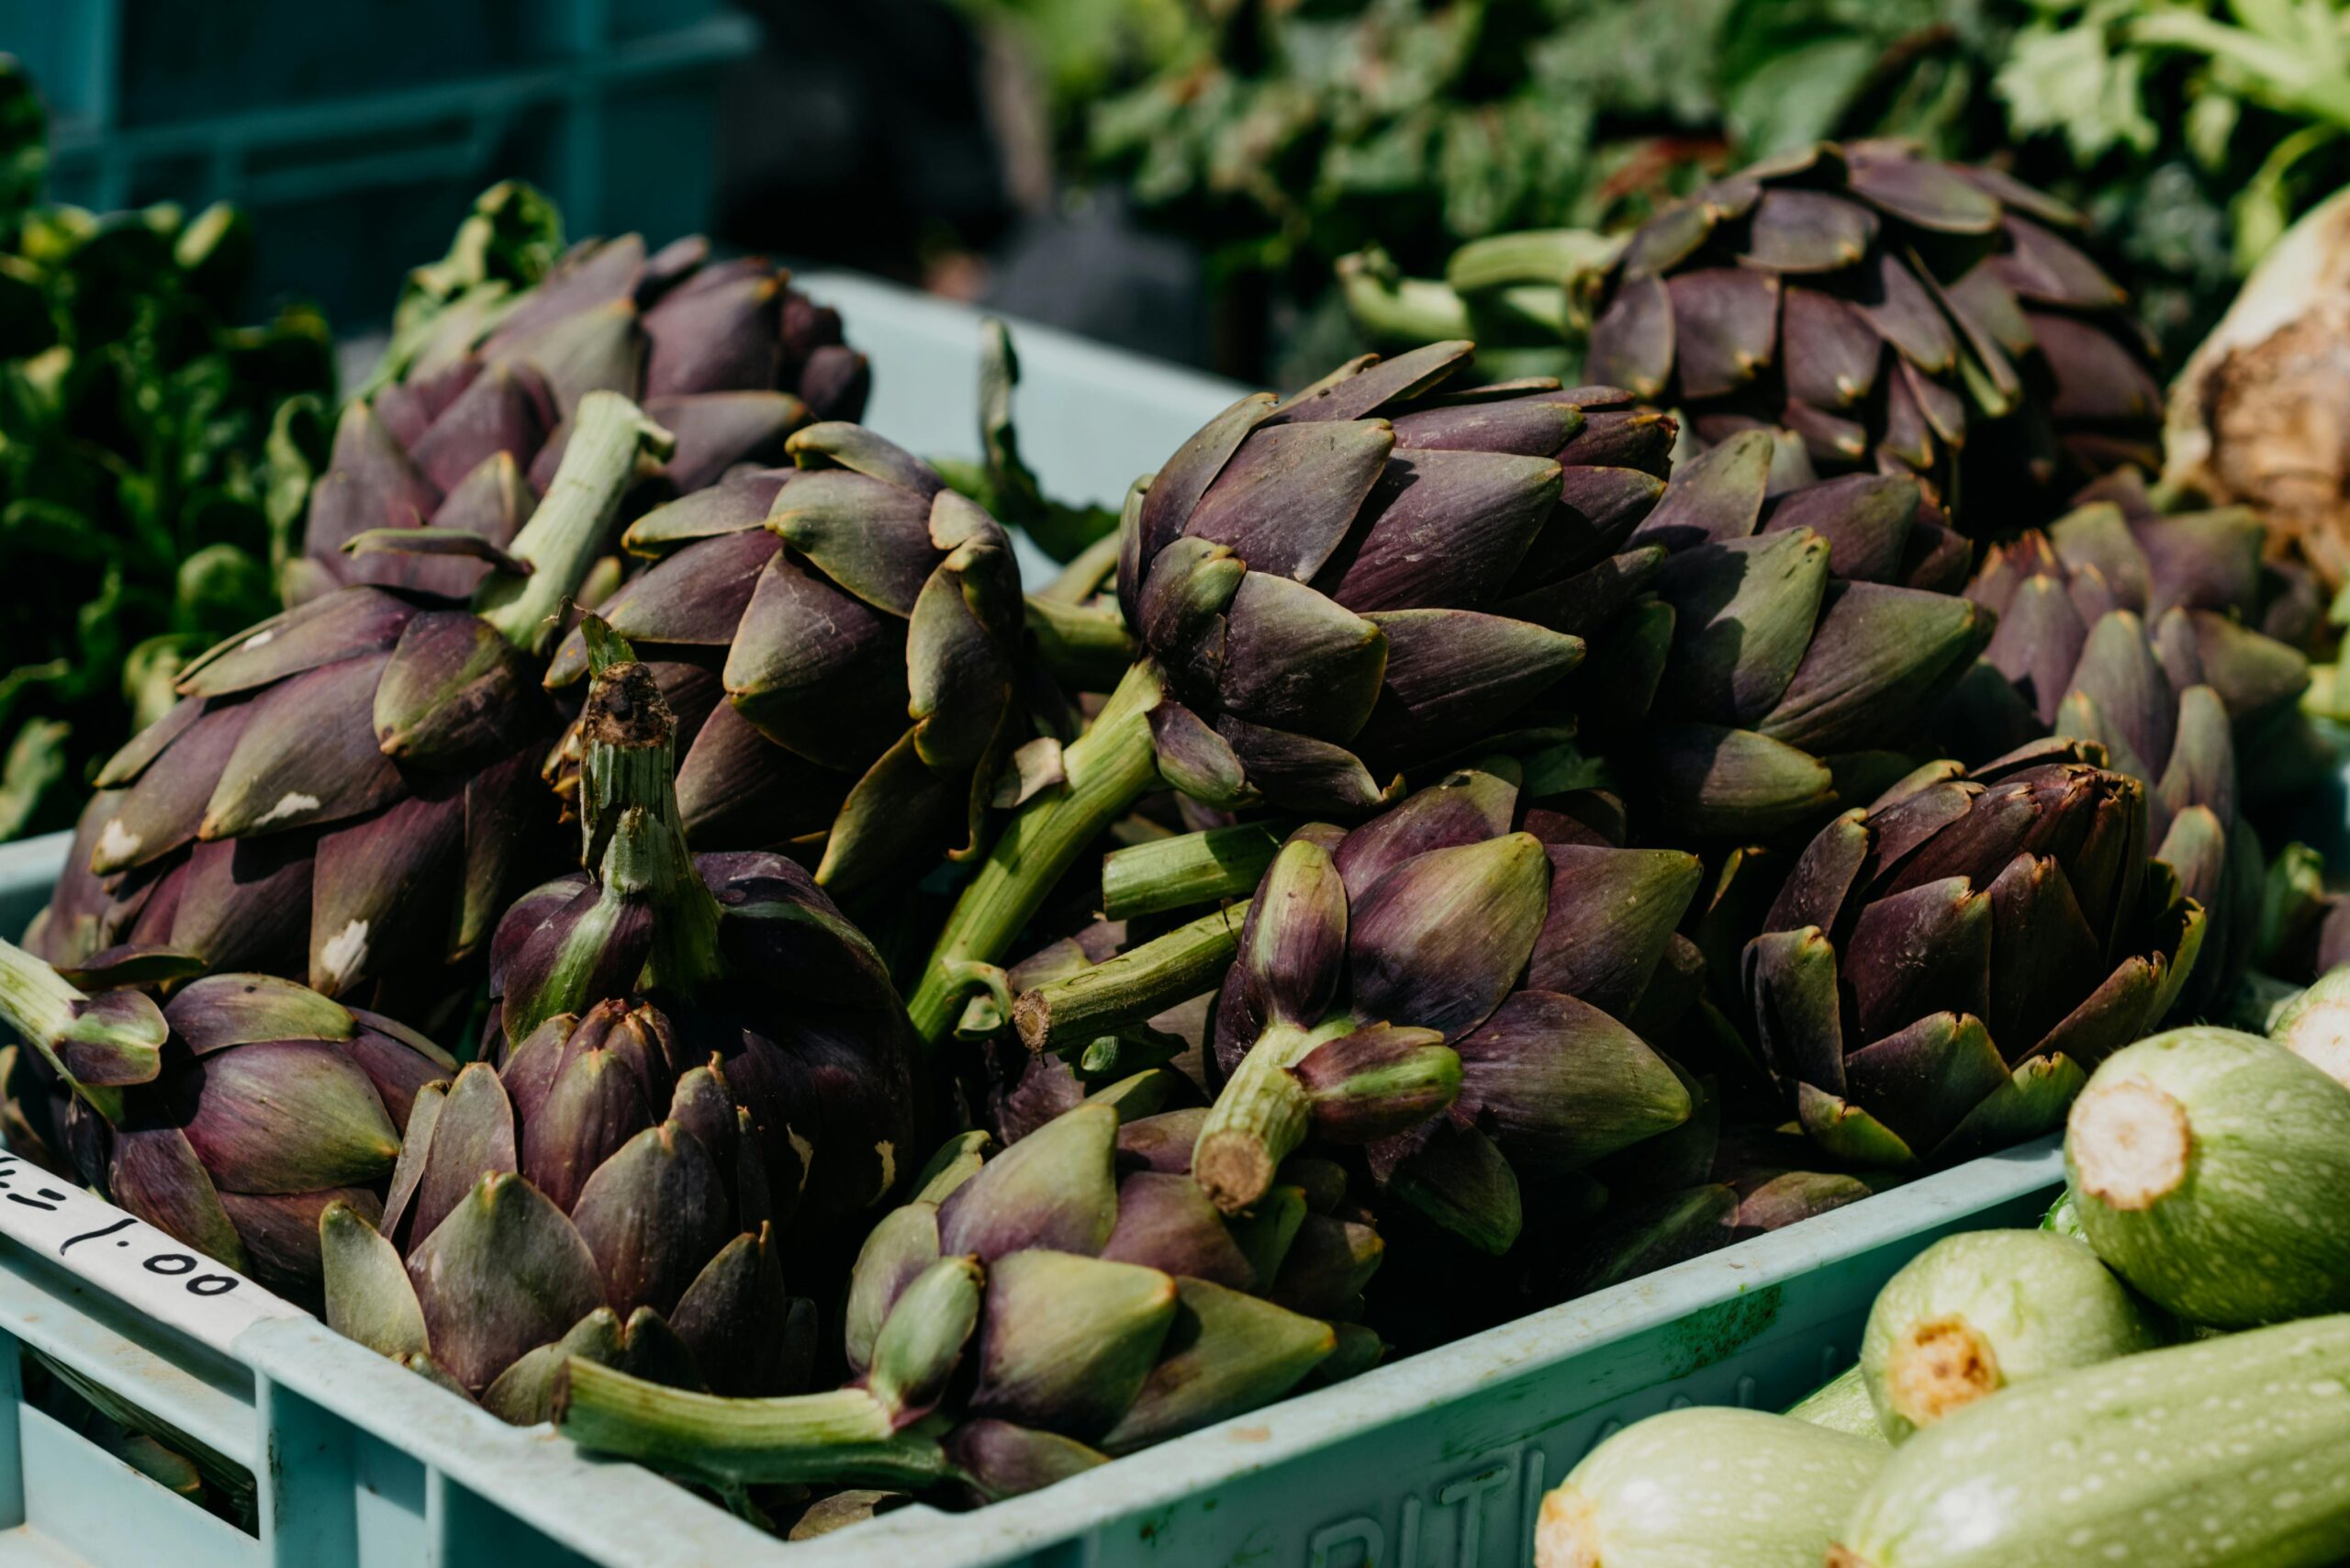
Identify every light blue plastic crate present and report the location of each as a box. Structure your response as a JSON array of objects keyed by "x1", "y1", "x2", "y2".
[{"x1": 0, "y1": 822, "x2": 2064, "y2": 1568}]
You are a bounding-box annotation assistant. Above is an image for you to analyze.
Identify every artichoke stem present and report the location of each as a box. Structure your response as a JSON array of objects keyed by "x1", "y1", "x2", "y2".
[
  {"x1": 579, "y1": 659, "x2": 724, "y2": 998},
  {"x1": 1015, "y1": 899, "x2": 1251, "y2": 1057},
  {"x1": 475, "y1": 391, "x2": 675, "y2": 655},
  {"x1": 1102, "y1": 823, "x2": 1283, "y2": 922},
  {"x1": 1024, "y1": 596, "x2": 1139, "y2": 692},
  {"x1": 554, "y1": 1361, "x2": 961, "y2": 1492},
  {"x1": 1037, "y1": 529, "x2": 1125, "y2": 605},
  {"x1": 908, "y1": 660, "x2": 1167, "y2": 1045},
  {"x1": 1194, "y1": 1021, "x2": 1328, "y2": 1215},
  {"x1": 1335, "y1": 255, "x2": 1474, "y2": 344}
]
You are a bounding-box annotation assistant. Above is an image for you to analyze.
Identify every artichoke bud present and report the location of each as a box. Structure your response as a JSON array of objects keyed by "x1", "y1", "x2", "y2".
[
  {"x1": 164, "y1": 970, "x2": 357, "y2": 1049},
  {"x1": 1331, "y1": 763, "x2": 1518, "y2": 898},
  {"x1": 371, "y1": 609, "x2": 536, "y2": 766},
  {"x1": 1146, "y1": 702, "x2": 1259, "y2": 810},
  {"x1": 1382, "y1": 1120, "x2": 1524, "y2": 1256},
  {"x1": 934, "y1": 1101, "x2": 1118, "y2": 1262},
  {"x1": 943, "y1": 1419, "x2": 1108, "y2": 1502},
  {"x1": 1315, "y1": 1321, "x2": 1387, "y2": 1386},
  {"x1": 1268, "y1": 1213, "x2": 1385, "y2": 1320},
  {"x1": 910, "y1": 1129, "x2": 993, "y2": 1205},
  {"x1": 498, "y1": 877, "x2": 657, "y2": 1047},
  {"x1": 968, "y1": 1250, "x2": 1179, "y2": 1439},
  {"x1": 1240, "y1": 837, "x2": 1348, "y2": 1027},
  {"x1": 1096, "y1": 1278, "x2": 1335, "y2": 1456},
  {"x1": 664, "y1": 1058, "x2": 739, "y2": 1170},
  {"x1": 863, "y1": 1254, "x2": 983, "y2": 1426},
  {"x1": 1099, "y1": 1171, "x2": 1256, "y2": 1290},
  {"x1": 787, "y1": 420, "x2": 944, "y2": 497},
  {"x1": 50, "y1": 989, "x2": 171, "y2": 1097},
  {"x1": 516, "y1": 1010, "x2": 673, "y2": 1213},
  {"x1": 1136, "y1": 536, "x2": 1244, "y2": 665},
  {"x1": 1290, "y1": 1024, "x2": 1460, "y2": 1144},
  {"x1": 844, "y1": 1202, "x2": 944, "y2": 1375},
  {"x1": 1346, "y1": 832, "x2": 1553, "y2": 1040},
  {"x1": 929, "y1": 488, "x2": 1021, "y2": 616}
]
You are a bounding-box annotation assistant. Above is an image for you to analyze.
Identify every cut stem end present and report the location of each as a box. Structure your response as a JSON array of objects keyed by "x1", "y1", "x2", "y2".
[
  {"x1": 1532, "y1": 1485, "x2": 1600, "y2": 1568},
  {"x1": 1887, "y1": 1315, "x2": 2002, "y2": 1428},
  {"x1": 1194, "y1": 1131, "x2": 1278, "y2": 1217},
  {"x1": 2070, "y1": 1076, "x2": 2191, "y2": 1212}
]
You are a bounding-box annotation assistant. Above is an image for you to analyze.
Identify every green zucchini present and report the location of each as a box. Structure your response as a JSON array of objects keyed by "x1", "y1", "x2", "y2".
[
  {"x1": 1536, "y1": 1407, "x2": 1882, "y2": 1568},
  {"x1": 1830, "y1": 1315, "x2": 2350, "y2": 1568},
  {"x1": 2039, "y1": 1191, "x2": 2083, "y2": 1238},
  {"x1": 1785, "y1": 1365, "x2": 1886, "y2": 1443},
  {"x1": 1860, "y1": 1229, "x2": 2167, "y2": 1441},
  {"x1": 2065, "y1": 1026, "x2": 2350, "y2": 1327},
  {"x1": 2269, "y1": 966, "x2": 2350, "y2": 1089}
]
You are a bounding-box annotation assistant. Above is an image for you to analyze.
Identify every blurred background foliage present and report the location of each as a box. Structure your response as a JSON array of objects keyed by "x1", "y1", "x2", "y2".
[{"x1": 959, "y1": 0, "x2": 2350, "y2": 381}]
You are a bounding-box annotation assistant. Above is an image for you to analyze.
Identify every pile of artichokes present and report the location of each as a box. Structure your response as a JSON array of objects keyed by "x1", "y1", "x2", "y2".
[{"x1": 0, "y1": 148, "x2": 2333, "y2": 1530}]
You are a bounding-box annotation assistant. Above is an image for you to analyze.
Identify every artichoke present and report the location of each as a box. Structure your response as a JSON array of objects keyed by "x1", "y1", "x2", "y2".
[
  {"x1": 1189, "y1": 759, "x2": 1701, "y2": 1251},
  {"x1": 317, "y1": 636, "x2": 915, "y2": 1420},
  {"x1": 285, "y1": 189, "x2": 868, "y2": 605},
  {"x1": 1600, "y1": 427, "x2": 1990, "y2": 841},
  {"x1": 1530, "y1": 1124, "x2": 1892, "y2": 1306},
  {"x1": 0, "y1": 946, "x2": 450, "y2": 1305},
  {"x1": 1941, "y1": 477, "x2": 2318, "y2": 1008},
  {"x1": 1580, "y1": 140, "x2": 2162, "y2": 511},
  {"x1": 536, "y1": 423, "x2": 1030, "y2": 902},
  {"x1": 28, "y1": 392, "x2": 672, "y2": 1015},
  {"x1": 1744, "y1": 740, "x2": 2207, "y2": 1169},
  {"x1": 1953, "y1": 474, "x2": 2317, "y2": 773},
  {"x1": 910, "y1": 340, "x2": 1680, "y2": 1039},
  {"x1": 551, "y1": 1099, "x2": 1366, "y2": 1506}
]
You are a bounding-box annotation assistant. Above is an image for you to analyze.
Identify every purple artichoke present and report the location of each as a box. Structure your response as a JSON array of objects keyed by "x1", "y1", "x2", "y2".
[
  {"x1": 318, "y1": 640, "x2": 915, "y2": 1420},
  {"x1": 1192, "y1": 759, "x2": 1703, "y2": 1253},
  {"x1": 0, "y1": 950, "x2": 451, "y2": 1305},
  {"x1": 288, "y1": 215, "x2": 868, "y2": 605},
  {"x1": 1583, "y1": 140, "x2": 2161, "y2": 515},
  {"x1": 1942, "y1": 475, "x2": 2319, "y2": 1006},
  {"x1": 537, "y1": 423, "x2": 1031, "y2": 901},
  {"x1": 28, "y1": 394, "x2": 673, "y2": 1017},
  {"x1": 1744, "y1": 740, "x2": 2207, "y2": 1168},
  {"x1": 910, "y1": 340, "x2": 1682, "y2": 1040},
  {"x1": 1603, "y1": 427, "x2": 1991, "y2": 840},
  {"x1": 552, "y1": 1098, "x2": 1366, "y2": 1504}
]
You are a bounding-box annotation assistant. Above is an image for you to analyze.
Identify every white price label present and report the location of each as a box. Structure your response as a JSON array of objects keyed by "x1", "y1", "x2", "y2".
[{"x1": 0, "y1": 1149, "x2": 307, "y2": 1353}]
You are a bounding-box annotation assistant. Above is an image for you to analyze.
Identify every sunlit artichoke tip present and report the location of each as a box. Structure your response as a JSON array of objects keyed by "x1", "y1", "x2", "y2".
[
  {"x1": 539, "y1": 419, "x2": 1039, "y2": 904},
  {"x1": 0, "y1": 940, "x2": 449, "y2": 1308},
  {"x1": 552, "y1": 1097, "x2": 1371, "y2": 1514},
  {"x1": 1746, "y1": 738, "x2": 2207, "y2": 1170},
  {"x1": 29, "y1": 391, "x2": 677, "y2": 1026},
  {"x1": 909, "y1": 337, "x2": 1699, "y2": 1041},
  {"x1": 316, "y1": 622, "x2": 915, "y2": 1423}
]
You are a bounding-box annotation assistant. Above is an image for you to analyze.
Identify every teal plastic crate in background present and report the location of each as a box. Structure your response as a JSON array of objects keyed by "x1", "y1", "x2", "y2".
[{"x1": 0, "y1": 0, "x2": 758, "y2": 326}]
